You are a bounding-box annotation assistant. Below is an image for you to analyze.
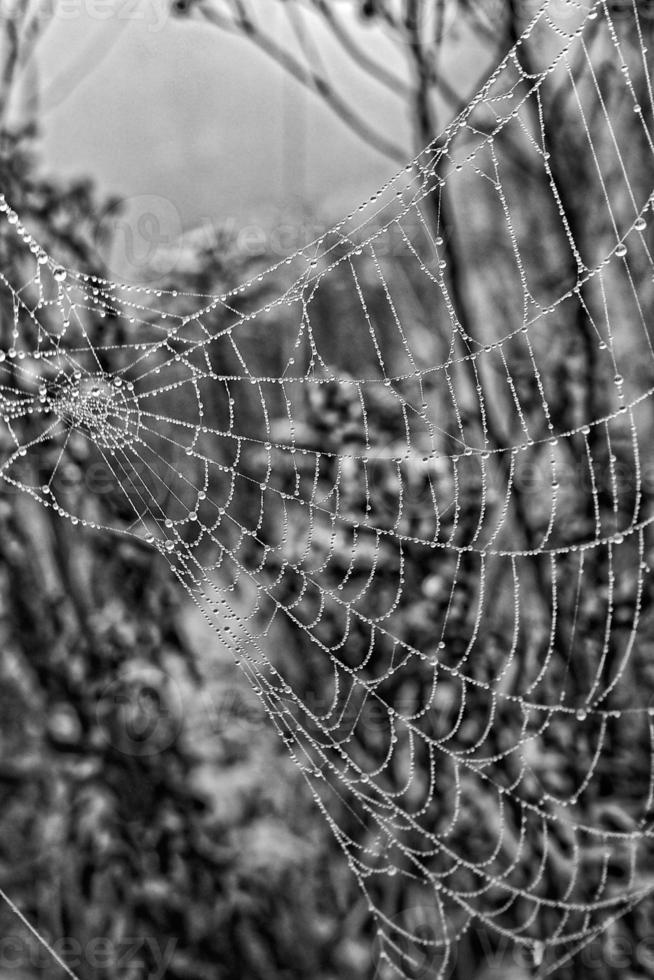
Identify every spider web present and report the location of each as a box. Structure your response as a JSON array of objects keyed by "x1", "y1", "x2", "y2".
[{"x1": 2, "y1": 1, "x2": 654, "y2": 976}]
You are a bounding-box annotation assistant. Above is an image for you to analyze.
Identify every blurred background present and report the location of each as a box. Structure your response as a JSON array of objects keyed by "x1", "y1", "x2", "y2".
[{"x1": 1, "y1": 2, "x2": 654, "y2": 980}]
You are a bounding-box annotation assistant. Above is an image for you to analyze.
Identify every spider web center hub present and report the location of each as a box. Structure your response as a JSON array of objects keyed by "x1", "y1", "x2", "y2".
[{"x1": 51, "y1": 372, "x2": 140, "y2": 449}]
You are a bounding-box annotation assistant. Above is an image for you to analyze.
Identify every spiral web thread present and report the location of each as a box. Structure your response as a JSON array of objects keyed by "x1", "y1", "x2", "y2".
[{"x1": 3, "y1": 1, "x2": 654, "y2": 976}]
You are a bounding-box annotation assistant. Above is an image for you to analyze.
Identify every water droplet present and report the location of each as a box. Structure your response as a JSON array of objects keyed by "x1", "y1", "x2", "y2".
[
  {"x1": 531, "y1": 941, "x2": 545, "y2": 966},
  {"x1": 576, "y1": 708, "x2": 588, "y2": 721},
  {"x1": 615, "y1": 243, "x2": 627, "y2": 257},
  {"x1": 53, "y1": 267, "x2": 67, "y2": 283}
]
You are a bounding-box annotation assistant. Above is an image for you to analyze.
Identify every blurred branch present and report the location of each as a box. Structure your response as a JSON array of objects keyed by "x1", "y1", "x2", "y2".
[
  {"x1": 0, "y1": 12, "x2": 21, "y2": 123},
  {"x1": 312, "y1": 0, "x2": 413, "y2": 100},
  {"x1": 196, "y1": 0, "x2": 408, "y2": 163},
  {"x1": 403, "y1": 0, "x2": 549, "y2": 585},
  {"x1": 0, "y1": 0, "x2": 44, "y2": 128}
]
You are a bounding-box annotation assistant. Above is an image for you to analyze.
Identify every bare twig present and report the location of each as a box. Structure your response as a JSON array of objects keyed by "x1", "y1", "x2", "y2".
[
  {"x1": 312, "y1": 0, "x2": 413, "y2": 100},
  {"x1": 197, "y1": 0, "x2": 408, "y2": 163}
]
